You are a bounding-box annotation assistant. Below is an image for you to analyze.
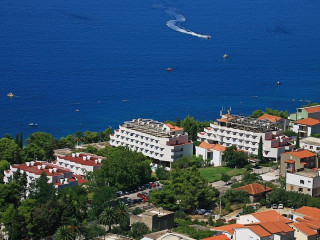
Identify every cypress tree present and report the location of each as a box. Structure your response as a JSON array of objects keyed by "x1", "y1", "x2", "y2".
[
  {"x1": 19, "y1": 132, "x2": 23, "y2": 149},
  {"x1": 176, "y1": 116, "x2": 181, "y2": 127},
  {"x1": 15, "y1": 133, "x2": 19, "y2": 146},
  {"x1": 258, "y1": 136, "x2": 264, "y2": 163},
  {"x1": 296, "y1": 133, "x2": 300, "y2": 149}
]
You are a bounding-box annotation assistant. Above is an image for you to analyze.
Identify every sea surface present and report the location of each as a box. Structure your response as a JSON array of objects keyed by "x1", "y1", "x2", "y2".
[{"x1": 0, "y1": 0, "x2": 319, "y2": 138}]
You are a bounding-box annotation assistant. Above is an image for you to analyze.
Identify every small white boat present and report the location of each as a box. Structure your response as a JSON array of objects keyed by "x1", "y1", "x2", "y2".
[
  {"x1": 29, "y1": 123, "x2": 38, "y2": 127},
  {"x1": 7, "y1": 92, "x2": 15, "y2": 97},
  {"x1": 223, "y1": 54, "x2": 229, "y2": 58}
]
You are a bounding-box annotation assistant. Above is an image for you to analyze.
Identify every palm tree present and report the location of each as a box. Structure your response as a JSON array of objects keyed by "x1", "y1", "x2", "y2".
[
  {"x1": 53, "y1": 225, "x2": 77, "y2": 240},
  {"x1": 116, "y1": 203, "x2": 129, "y2": 221},
  {"x1": 74, "y1": 131, "x2": 83, "y2": 146},
  {"x1": 99, "y1": 206, "x2": 117, "y2": 235}
]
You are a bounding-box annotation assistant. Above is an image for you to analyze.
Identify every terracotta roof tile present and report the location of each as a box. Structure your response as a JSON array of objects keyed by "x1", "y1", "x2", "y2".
[
  {"x1": 211, "y1": 224, "x2": 244, "y2": 234},
  {"x1": 304, "y1": 105, "x2": 320, "y2": 113},
  {"x1": 198, "y1": 142, "x2": 226, "y2": 152},
  {"x1": 59, "y1": 154, "x2": 102, "y2": 166},
  {"x1": 257, "y1": 221, "x2": 293, "y2": 234},
  {"x1": 294, "y1": 118, "x2": 320, "y2": 126},
  {"x1": 282, "y1": 150, "x2": 316, "y2": 159},
  {"x1": 246, "y1": 225, "x2": 271, "y2": 237},
  {"x1": 250, "y1": 210, "x2": 292, "y2": 223},
  {"x1": 217, "y1": 119, "x2": 229, "y2": 123},
  {"x1": 202, "y1": 235, "x2": 230, "y2": 240},
  {"x1": 285, "y1": 160, "x2": 295, "y2": 164},
  {"x1": 294, "y1": 206, "x2": 320, "y2": 221},
  {"x1": 290, "y1": 222, "x2": 317, "y2": 236},
  {"x1": 235, "y1": 183, "x2": 272, "y2": 195},
  {"x1": 165, "y1": 123, "x2": 184, "y2": 132},
  {"x1": 258, "y1": 114, "x2": 282, "y2": 122}
]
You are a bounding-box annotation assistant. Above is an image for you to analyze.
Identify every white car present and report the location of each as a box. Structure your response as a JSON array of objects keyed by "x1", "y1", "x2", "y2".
[{"x1": 278, "y1": 204, "x2": 284, "y2": 209}]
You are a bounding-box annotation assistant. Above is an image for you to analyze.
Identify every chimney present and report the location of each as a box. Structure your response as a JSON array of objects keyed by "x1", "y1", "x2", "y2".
[
  {"x1": 26, "y1": 162, "x2": 30, "y2": 167},
  {"x1": 76, "y1": 152, "x2": 80, "y2": 157},
  {"x1": 60, "y1": 178, "x2": 64, "y2": 183},
  {"x1": 53, "y1": 168, "x2": 57, "y2": 172},
  {"x1": 95, "y1": 160, "x2": 98, "y2": 164},
  {"x1": 42, "y1": 165, "x2": 46, "y2": 169},
  {"x1": 83, "y1": 156, "x2": 87, "y2": 161},
  {"x1": 30, "y1": 161, "x2": 35, "y2": 166},
  {"x1": 72, "y1": 153, "x2": 76, "y2": 158},
  {"x1": 49, "y1": 169, "x2": 53, "y2": 173},
  {"x1": 87, "y1": 155, "x2": 91, "y2": 160},
  {"x1": 37, "y1": 165, "x2": 41, "y2": 170}
]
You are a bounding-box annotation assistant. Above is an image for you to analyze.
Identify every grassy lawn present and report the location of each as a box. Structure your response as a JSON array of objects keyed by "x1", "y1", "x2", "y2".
[{"x1": 199, "y1": 166, "x2": 246, "y2": 182}]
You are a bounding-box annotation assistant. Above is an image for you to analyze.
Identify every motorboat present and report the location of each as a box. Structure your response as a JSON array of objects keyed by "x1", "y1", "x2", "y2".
[
  {"x1": 223, "y1": 54, "x2": 229, "y2": 58},
  {"x1": 276, "y1": 81, "x2": 281, "y2": 86},
  {"x1": 7, "y1": 92, "x2": 15, "y2": 97},
  {"x1": 165, "y1": 68, "x2": 172, "y2": 71},
  {"x1": 29, "y1": 123, "x2": 38, "y2": 127}
]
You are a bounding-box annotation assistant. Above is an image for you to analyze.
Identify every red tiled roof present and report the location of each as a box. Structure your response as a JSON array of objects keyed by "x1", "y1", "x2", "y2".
[
  {"x1": 294, "y1": 206, "x2": 320, "y2": 221},
  {"x1": 250, "y1": 210, "x2": 292, "y2": 224},
  {"x1": 257, "y1": 221, "x2": 293, "y2": 234},
  {"x1": 217, "y1": 119, "x2": 229, "y2": 123},
  {"x1": 165, "y1": 123, "x2": 184, "y2": 132},
  {"x1": 211, "y1": 224, "x2": 244, "y2": 234},
  {"x1": 304, "y1": 105, "x2": 320, "y2": 113},
  {"x1": 246, "y1": 225, "x2": 271, "y2": 237},
  {"x1": 285, "y1": 160, "x2": 295, "y2": 164},
  {"x1": 290, "y1": 222, "x2": 317, "y2": 236},
  {"x1": 282, "y1": 150, "x2": 316, "y2": 159},
  {"x1": 202, "y1": 235, "x2": 230, "y2": 240},
  {"x1": 235, "y1": 183, "x2": 272, "y2": 195},
  {"x1": 72, "y1": 175, "x2": 88, "y2": 184},
  {"x1": 12, "y1": 162, "x2": 72, "y2": 177},
  {"x1": 59, "y1": 154, "x2": 102, "y2": 166},
  {"x1": 258, "y1": 114, "x2": 282, "y2": 122},
  {"x1": 198, "y1": 142, "x2": 226, "y2": 152},
  {"x1": 294, "y1": 118, "x2": 320, "y2": 126}
]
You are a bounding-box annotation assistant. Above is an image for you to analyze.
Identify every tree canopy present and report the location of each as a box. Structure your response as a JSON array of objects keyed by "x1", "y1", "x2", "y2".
[{"x1": 223, "y1": 146, "x2": 248, "y2": 168}]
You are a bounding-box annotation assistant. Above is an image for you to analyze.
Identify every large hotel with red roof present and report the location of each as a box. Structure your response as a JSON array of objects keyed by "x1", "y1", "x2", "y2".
[
  {"x1": 197, "y1": 113, "x2": 294, "y2": 161},
  {"x1": 109, "y1": 119, "x2": 193, "y2": 168}
]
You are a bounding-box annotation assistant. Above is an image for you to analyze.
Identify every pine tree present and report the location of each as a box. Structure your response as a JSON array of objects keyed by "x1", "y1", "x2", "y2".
[
  {"x1": 19, "y1": 132, "x2": 23, "y2": 148},
  {"x1": 258, "y1": 136, "x2": 264, "y2": 163},
  {"x1": 15, "y1": 133, "x2": 19, "y2": 146},
  {"x1": 176, "y1": 116, "x2": 181, "y2": 127},
  {"x1": 296, "y1": 133, "x2": 300, "y2": 149}
]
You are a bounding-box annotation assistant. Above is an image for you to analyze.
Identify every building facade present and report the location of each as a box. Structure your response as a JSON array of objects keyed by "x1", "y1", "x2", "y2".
[
  {"x1": 55, "y1": 152, "x2": 103, "y2": 175},
  {"x1": 300, "y1": 137, "x2": 320, "y2": 153},
  {"x1": 281, "y1": 150, "x2": 320, "y2": 196},
  {"x1": 198, "y1": 114, "x2": 293, "y2": 160},
  {"x1": 292, "y1": 118, "x2": 320, "y2": 138},
  {"x1": 195, "y1": 142, "x2": 226, "y2": 166},
  {"x1": 289, "y1": 105, "x2": 320, "y2": 122},
  {"x1": 110, "y1": 119, "x2": 193, "y2": 167},
  {"x1": 3, "y1": 161, "x2": 81, "y2": 192},
  {"x1": 257, "y1": 113, "x2": 290, "y2": 130}
]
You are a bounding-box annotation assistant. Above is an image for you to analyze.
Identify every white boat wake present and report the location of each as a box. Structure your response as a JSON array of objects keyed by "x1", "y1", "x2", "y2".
[{"x1": 165, "y1": 8, "x2": 211, "y2": 39}]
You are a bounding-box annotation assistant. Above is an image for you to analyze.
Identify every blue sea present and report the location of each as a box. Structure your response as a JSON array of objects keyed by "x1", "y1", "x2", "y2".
[{"x1": 0, "y1": 0, "x2": 319, "y2": 138}]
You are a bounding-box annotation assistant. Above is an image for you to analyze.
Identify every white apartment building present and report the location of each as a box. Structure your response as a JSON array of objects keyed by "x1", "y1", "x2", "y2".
[
  {"x1": 300, "y1": 137, "x2": 320, "y2": 153},
  {"x1": 198, "y1": 114, "x2": 293, "y2": 160},
  {"x1": 55, "y1": 152, "x2": 103, "y2": 175},
  {"x1": 195, "y1": 142, "x2": 225, "y2": 166},
  {"x1": 110, "y1": 119, "x2": 193, "y2": 167},
  {"x1": 3, "y1": 161, "x2": 80, "y2": 192}
]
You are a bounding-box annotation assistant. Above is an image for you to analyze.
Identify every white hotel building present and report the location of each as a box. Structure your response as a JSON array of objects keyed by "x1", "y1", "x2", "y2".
[
  {"x1": 55, "y1": 152, "x2": 103, "y2": 175},
  {"x1": 198, "y1": 114, "x2": 293, "y2": 160},
  {"x1": 110, "y1": 119, "x2": 193, "y2": 167},
  {"x1": 3, "y1": 161, "x2": 81, "y2": 192}
]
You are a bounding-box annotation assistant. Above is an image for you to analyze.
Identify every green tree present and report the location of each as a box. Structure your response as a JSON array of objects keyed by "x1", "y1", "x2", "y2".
[
  {"x1": 23, "y1": 143, "x2": 46, "y2": 161},
  {"x1": 79, "y1": 222, "x2": 106, "y2": 240},
  {"x1": 129, "y1": 222, "x2": 150, "y2": 239},
  {"x1": 99, "y1": 127, "x2": 113, "y2": 141},
  {"x1": 19, "y1": 132, "x2": 23, "y2": 149},
  {"x1": 85, "y1": 145, "x2": 98, "y2": 154},
  {"x1": 89, "y1": 186, "x2": 116, "y2": 218},
  {"x1": 155, "y1": 165, "x2": 170, "y2": 180},
  {"x1": 176, "y1": 116, "x2": 181, "y2": 127},
  {"x1": 74, "y1": 131, "x2": 84, "y2": 146},
  {"x1": 101, "y1": 146, "x2": 151, "y2": 190},
  {"x1": 15, "y1": 133, "x2": 19, "y2": 146},
  {"x1": 223, "y1": 146, "x2": 248, "y2": 168},
  {"x1": 0, "y1": 137, "x2": 23, "y2": 164},
  {"x1": 242, "y1": 205, "x2": 256, "y2": 214},
  {"x1": 250, "y1": 110, "x2": 265, "y2": 118},
  {"x1": 83, "y1": 131, "x2": 100, "y2": 143},
  {"x1": 258, "y1": 136, "x2": 265, "y2": 163},
  {"x1": 221, "y1": 173, "x2": 231, "y2": 183},
  {"x1": 295, "y1": 133, "x2": 300, "y2": 149},
  {"x1": 29, "y1": 171, "x2": 56, "y2": 204},
  {"x1": 1, "y1": 205, "x2": 23, "y2": 240},
  {"x1": 53, "y1": 225, "x2": 77, "y2": 240},
  {"x1": 99, "y1": 206, "x2": 117, "y2": 233},
  {"x1": 26, "y1": 132, "x2": 56, "y2": 160},
  {"x1": 17, "y1": 198, "x2": 38, "y2": 238}
]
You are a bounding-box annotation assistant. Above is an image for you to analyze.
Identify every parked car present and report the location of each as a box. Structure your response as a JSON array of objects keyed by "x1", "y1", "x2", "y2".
[
  {"x1": 154, "y1": 181, "x2": 160, "y2": 186},
  {"x1": 137, "y1": 193, "x2": 148, "y2": 202},
  {"x1": 141, "y1": 192, "x2": 148, "y2": 197},
  {"x1": 228, "y1": 218, "x2": 236, "y2": 223},
  {"x1": 194, "y1": 209, "x2": 207, "y2": 215},
  {"x1": 278, "y1": 204, "x2": 284, "y2": 209},
  {"x1": 143, "y1": 184, "x2": 151, "y2": 189},
  {"x1": 266, "y1": 203, "x2": 271, "y2": 208},
  {"x1": 272, "y1": 204, "x2": 278, "y2": 209},
  {"x1": 149, "y1": 182, "x2": 156, "y2": 188},
  {"x1": 204, "y1": 212, "x2": 215, "y2": 217},
  {"x1": 116, "y1": 191, "x2": 123, "y2": 197}
]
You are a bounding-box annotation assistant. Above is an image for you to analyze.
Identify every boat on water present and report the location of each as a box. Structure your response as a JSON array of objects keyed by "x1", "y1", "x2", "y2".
[
  {"x1": 223, "y1": 54, "x2": 229, "y2": 58},
  {"x1": 28, "y1": 123, "x2": 38, "y2": 127},
  {"x1": 276, "y1": 81, "x2": 281, "y2": 86},
  {"x1": 165, "y1": 68, "x2": 172, "y2": 71},
  {"x1": 7, "y1": 92, "x2": 15, "y2": 97},
  {"x1": 206, "y1": 35, "x2": 211, "y2": 39}
]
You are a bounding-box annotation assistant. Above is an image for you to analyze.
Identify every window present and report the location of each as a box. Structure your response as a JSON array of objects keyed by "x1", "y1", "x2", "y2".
[
  {"x1": 300, "y1": 180, "x2": 304, "y2": 184},
  {"x1": 299, "y1": 188, "x2": 303, "y2": 192},
  {"x1": 308, "y1": 189, "x2": 311, "y2": 191},
  {"x1": 310, "y1": 146, "x2": 313, "y2": 149}
]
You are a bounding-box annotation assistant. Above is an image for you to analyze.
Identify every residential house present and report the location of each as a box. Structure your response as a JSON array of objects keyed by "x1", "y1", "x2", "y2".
[
  {"x1": 280, "y1": 150, "x2": 320, "y2": 196},
  {"x1": 195, "y1": 142, "x2": 226, "y2": 166},
  {"x1": 300, "y1": 137, "x2": 320, "y2": 153},
  {"x1": 130, "y1": 208, "x2": 174, "y2": 231},
  {"x1": 236, "y1": 210, "x2": 291, "y2": 225},
  {"x1": 293, "y1": 206, "x2": 320, "y2": 222},
  {"x1": 235, "y1": 183, "x2": 272, "y2": 202},
  {"x1": 289, "y1": 105, "x2": 320, "y2": 122},
  {"x1": 110, "y1": 119, "x2": 193, "y2": 168},
  {"x1": 142, "y1": 230, "x2": 196, "y2": 240},
  {"x1": 198, "y1": 114, "x2": 293, "y2": 161},
  {"x1": 292, "y1": 118, "x2": 320, "y2": 137},
  {"x1": 257, "y1": 113, "x2": 290, "y2": 130}
]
